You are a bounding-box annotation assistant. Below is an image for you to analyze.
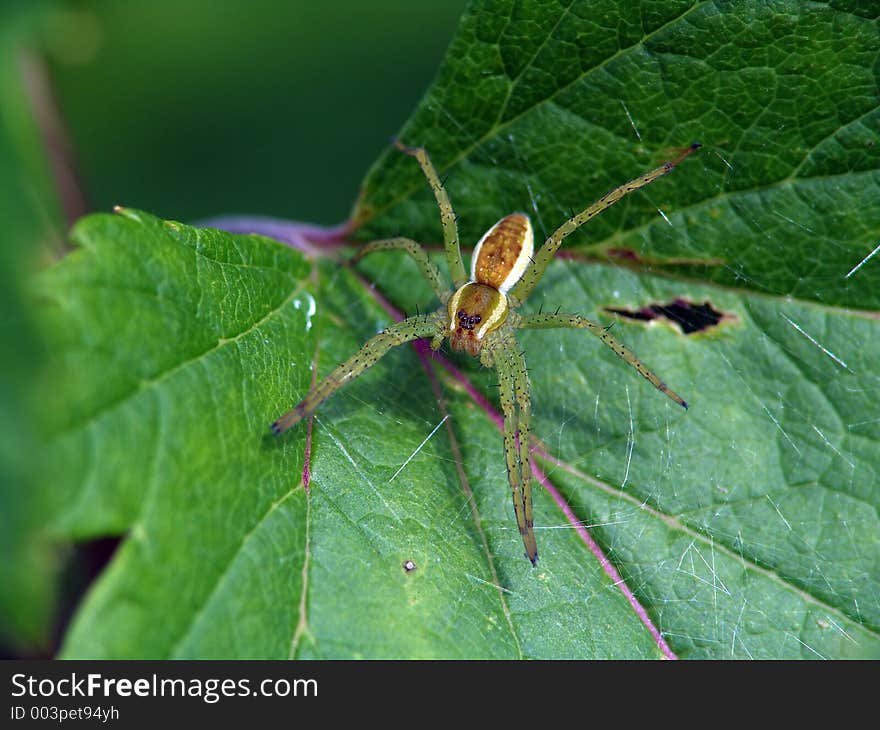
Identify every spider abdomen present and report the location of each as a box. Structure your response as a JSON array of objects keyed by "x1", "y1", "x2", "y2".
[{"x1": 471, "y1": 213, "x2": 534, "y2": 293}]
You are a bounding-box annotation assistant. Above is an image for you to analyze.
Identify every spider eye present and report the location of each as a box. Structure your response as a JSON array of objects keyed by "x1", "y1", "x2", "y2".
[
  {"x1": 474, "y1": 315, "x2": 481, "y2": 323},
  {"x1": 458, "y1": 310, "x2": 465, "y2": 319}
]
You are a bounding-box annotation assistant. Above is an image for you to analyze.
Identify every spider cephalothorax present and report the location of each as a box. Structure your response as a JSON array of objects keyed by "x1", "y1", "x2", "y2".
[
  {"x1": 272, "y1": 140, "x2": 699, "y2": 564},
  {"x1": 448, "y1": 283, "x2": 503, "y2": 356},
  {"x1": 445, "y1": 213, "x2": 532, "y2": 357}
]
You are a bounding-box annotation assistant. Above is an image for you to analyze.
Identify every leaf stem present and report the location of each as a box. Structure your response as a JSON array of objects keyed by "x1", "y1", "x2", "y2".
[{"x1": 198, "y1": 216, "x2": 352, "y2": 257}]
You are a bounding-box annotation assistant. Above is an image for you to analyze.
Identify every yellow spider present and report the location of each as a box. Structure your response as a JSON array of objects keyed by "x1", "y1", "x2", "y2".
[{"x1": 272, "y1": 140, "x2": 700, "y2": 564}]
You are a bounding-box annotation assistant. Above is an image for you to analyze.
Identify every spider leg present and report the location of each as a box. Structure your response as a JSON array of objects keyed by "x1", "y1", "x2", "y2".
[
  {"x1": 509, "y1": 341, "x2": 535, "y2": 562},
  {"x1": 517, "y1": 312, "x2": 689, "y2": 409},
  {"x1": 510, "y1": 143, "x2": 700, "y2": 304},
  {"x1": 393, "y1": 140, "x2": 468, "y2": 289},
  {"x1": 351, "y1": 237, "x2": 452, "y2": 303},
  {"x1": 271, "y1": 312, "x2": 443, "y2": 435},
  {"x1": 495, "y1": 337, "x2": 538, "y2": 564}
]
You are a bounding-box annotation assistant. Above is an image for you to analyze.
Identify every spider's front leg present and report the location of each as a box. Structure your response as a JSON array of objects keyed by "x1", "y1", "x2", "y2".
[
  {"x1": 351, "y1": 237, "x2": 452, "y2": 304},
  {"x1": 517, "y1": 312, "x2": 688, "y2": 408},
  {"x1": 493, "y1": 335, "x2": 538, "y2": 565},
  {"x1": 271, "y1": 312, "x2": 444, "y2": 435},
  {"x1": 393, "y1": 140, "x2": 468, "y2": 289}
]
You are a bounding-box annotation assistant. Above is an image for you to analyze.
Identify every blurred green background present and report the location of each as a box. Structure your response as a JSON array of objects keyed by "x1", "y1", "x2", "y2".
[
  {"x1": 1, "y1": 0, "x2": 466, "y2": 656},
  {"x1": 29, "y1": 0, "x2": 466, "y2": 224}
]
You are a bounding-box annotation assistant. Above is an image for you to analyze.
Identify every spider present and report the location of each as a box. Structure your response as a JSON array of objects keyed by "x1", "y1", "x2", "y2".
[{"x1": 272, "y1": 139, "x2": 700, "y2": 565}]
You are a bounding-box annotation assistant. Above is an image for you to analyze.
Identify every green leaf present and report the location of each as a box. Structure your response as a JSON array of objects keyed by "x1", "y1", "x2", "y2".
[
  {"x1": 355, "y1": 0, "x2": 880, "y2": 311},
  {"x1": 39, "y1": 210, "x2": 666, "y2": 658},
  {"x1": 32, "y1": 0, "x2": 880, "y2": 658}
]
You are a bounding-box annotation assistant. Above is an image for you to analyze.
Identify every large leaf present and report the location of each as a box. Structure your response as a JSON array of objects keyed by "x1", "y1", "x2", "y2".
[
  {"x1": 39, "y1": 210, "x2": 666, "y2": 658},
  {"x1": 32, "y1": 0, "x2": 880, "y2": 658}
]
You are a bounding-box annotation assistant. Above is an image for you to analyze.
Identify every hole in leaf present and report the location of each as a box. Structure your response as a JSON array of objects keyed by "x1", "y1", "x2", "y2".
[{"x1": 604, "y1": 298, "x2": 728, "y2": 335}]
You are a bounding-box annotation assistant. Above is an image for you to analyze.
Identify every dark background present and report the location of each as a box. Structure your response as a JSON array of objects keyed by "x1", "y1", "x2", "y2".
[{"x1": 40, "y1": 0, "x2": 467, "y2": 225}]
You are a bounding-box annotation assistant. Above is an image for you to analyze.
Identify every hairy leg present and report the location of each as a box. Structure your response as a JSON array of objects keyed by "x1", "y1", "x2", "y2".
[
  {"x1": 271, "y1": 312, "x2": 444, "y2": 434},
  {"x1": 496, "y1": 338, "x2": 538, "y2": 564},
  {"x1": 517, "y1": 312, "x2": 688, "y2": 409},
  {"x1": 511, "y1": 144, "x2": 700, "y2": 304},
  {"x1": 351, "y1": 237, "x2": 450, "y2": 303},
  {"x1": 508, "y1": 341, "x2": 535, "y2": 561},
  {"x1": 394, "y1": 140, "x2": 468, "y2": 288}
]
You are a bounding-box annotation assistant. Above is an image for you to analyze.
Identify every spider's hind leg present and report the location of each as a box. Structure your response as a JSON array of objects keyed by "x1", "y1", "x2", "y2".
[
  {"x1": 494, "y1": 336, "x2": 538, "y2": 565},
  {"x1": 510, "y1": 143, "x2": 700, "y2": 304}
]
